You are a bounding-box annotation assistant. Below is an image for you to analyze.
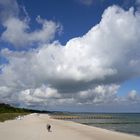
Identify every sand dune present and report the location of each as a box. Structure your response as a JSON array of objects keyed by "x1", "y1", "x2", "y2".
[{"x1": 0, "y1": 114, "x2": 140, "y2": 140}]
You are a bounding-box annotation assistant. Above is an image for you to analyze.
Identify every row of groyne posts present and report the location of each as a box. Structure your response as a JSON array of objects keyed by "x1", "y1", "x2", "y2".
[{"x1": 51, "y1": 115, "x2": 117, "y2": 120}]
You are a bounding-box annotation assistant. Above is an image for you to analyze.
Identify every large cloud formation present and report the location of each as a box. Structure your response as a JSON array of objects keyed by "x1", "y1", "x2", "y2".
[{"x1": 0, "y1": 0, "x2": 140, "y2": 111}]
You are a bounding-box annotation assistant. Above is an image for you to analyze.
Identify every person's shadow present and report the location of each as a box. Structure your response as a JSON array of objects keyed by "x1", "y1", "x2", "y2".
[{"x1": 48, "y1": 129, "x2": 52, "y2": 132}]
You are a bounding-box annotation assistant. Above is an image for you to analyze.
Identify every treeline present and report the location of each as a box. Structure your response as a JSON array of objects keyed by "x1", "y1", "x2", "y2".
[
  {"x1": 0, "y1": 103, "x2": 52, "y2": 122},
  {"x1": 0, "y1": 103, "x2": 30, "y2": 113},
  {"x1": 0, "y1": 103, "x2": 51, "y2": 114}
]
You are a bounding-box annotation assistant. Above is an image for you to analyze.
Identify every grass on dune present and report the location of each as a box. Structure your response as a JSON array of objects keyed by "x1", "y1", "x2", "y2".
[{"x1": 0, "y1": 113, "x2": 29, "y2": 122}]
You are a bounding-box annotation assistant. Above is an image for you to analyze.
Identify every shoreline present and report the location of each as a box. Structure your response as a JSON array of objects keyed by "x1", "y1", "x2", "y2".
[
  {"x1": 0, "y1": 113, "x2": 140, "y2": 140},
  {"x1": 50, "y1": 115, "x2": 140, "y2": 138},
  {"x1": 81, "y1": 122, "x2": 140, "y2": 137},
  {"x1": 50, "y1": 113, "x2": 140, "y2": 136}
]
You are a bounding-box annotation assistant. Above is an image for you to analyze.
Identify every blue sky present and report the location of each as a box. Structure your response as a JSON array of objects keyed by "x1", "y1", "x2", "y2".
[
  {"x1": 17, "y1": 0, "x2": 136, "y2": 45},
  {"x1": 0, "y1": 0, "x2": 140, "y2": 112}
]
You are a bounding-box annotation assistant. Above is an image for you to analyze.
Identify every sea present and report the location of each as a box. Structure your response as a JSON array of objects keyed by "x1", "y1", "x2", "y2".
[{"x1": 53, "y1": 113, "x2": 140, "y2": 136}]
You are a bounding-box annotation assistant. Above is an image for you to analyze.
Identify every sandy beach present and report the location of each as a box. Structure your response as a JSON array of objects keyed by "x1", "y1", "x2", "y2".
[{"x1": 0, "y1": 114, "x2": 140, "y2": 140}]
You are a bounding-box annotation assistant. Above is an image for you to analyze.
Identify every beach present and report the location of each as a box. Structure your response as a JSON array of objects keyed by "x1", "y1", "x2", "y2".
[{"x1": 0, "y1": 114, "x2": 140, "y2": 140}]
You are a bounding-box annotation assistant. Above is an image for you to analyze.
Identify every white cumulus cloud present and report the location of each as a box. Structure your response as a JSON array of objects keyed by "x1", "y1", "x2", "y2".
[
  {"x1": 0, "y1": 5, "x2": 140, "y2": 110},
  {"x1": 0, "y1": 0, "x2": 19, "y2": 22},
  {"x1": 0, "y1": 0, "x2": 62, "y2": 47},
  {"x1": 1, "y1": 17, "x2": 61, "y2": 47},
  {"x1": 128, "y1": 90, "x2": 140, "y2": 102}
]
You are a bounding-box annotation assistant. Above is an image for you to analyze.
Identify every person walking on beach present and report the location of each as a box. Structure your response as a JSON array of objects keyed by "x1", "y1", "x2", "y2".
[{"x1": 46, "y1": 124, "x2": 51, "y2": 132}]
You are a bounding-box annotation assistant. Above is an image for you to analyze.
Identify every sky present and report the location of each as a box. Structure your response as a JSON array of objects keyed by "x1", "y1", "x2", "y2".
[{"x1": 0, "y1": 0, "x2": 140, "y2": 112}]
